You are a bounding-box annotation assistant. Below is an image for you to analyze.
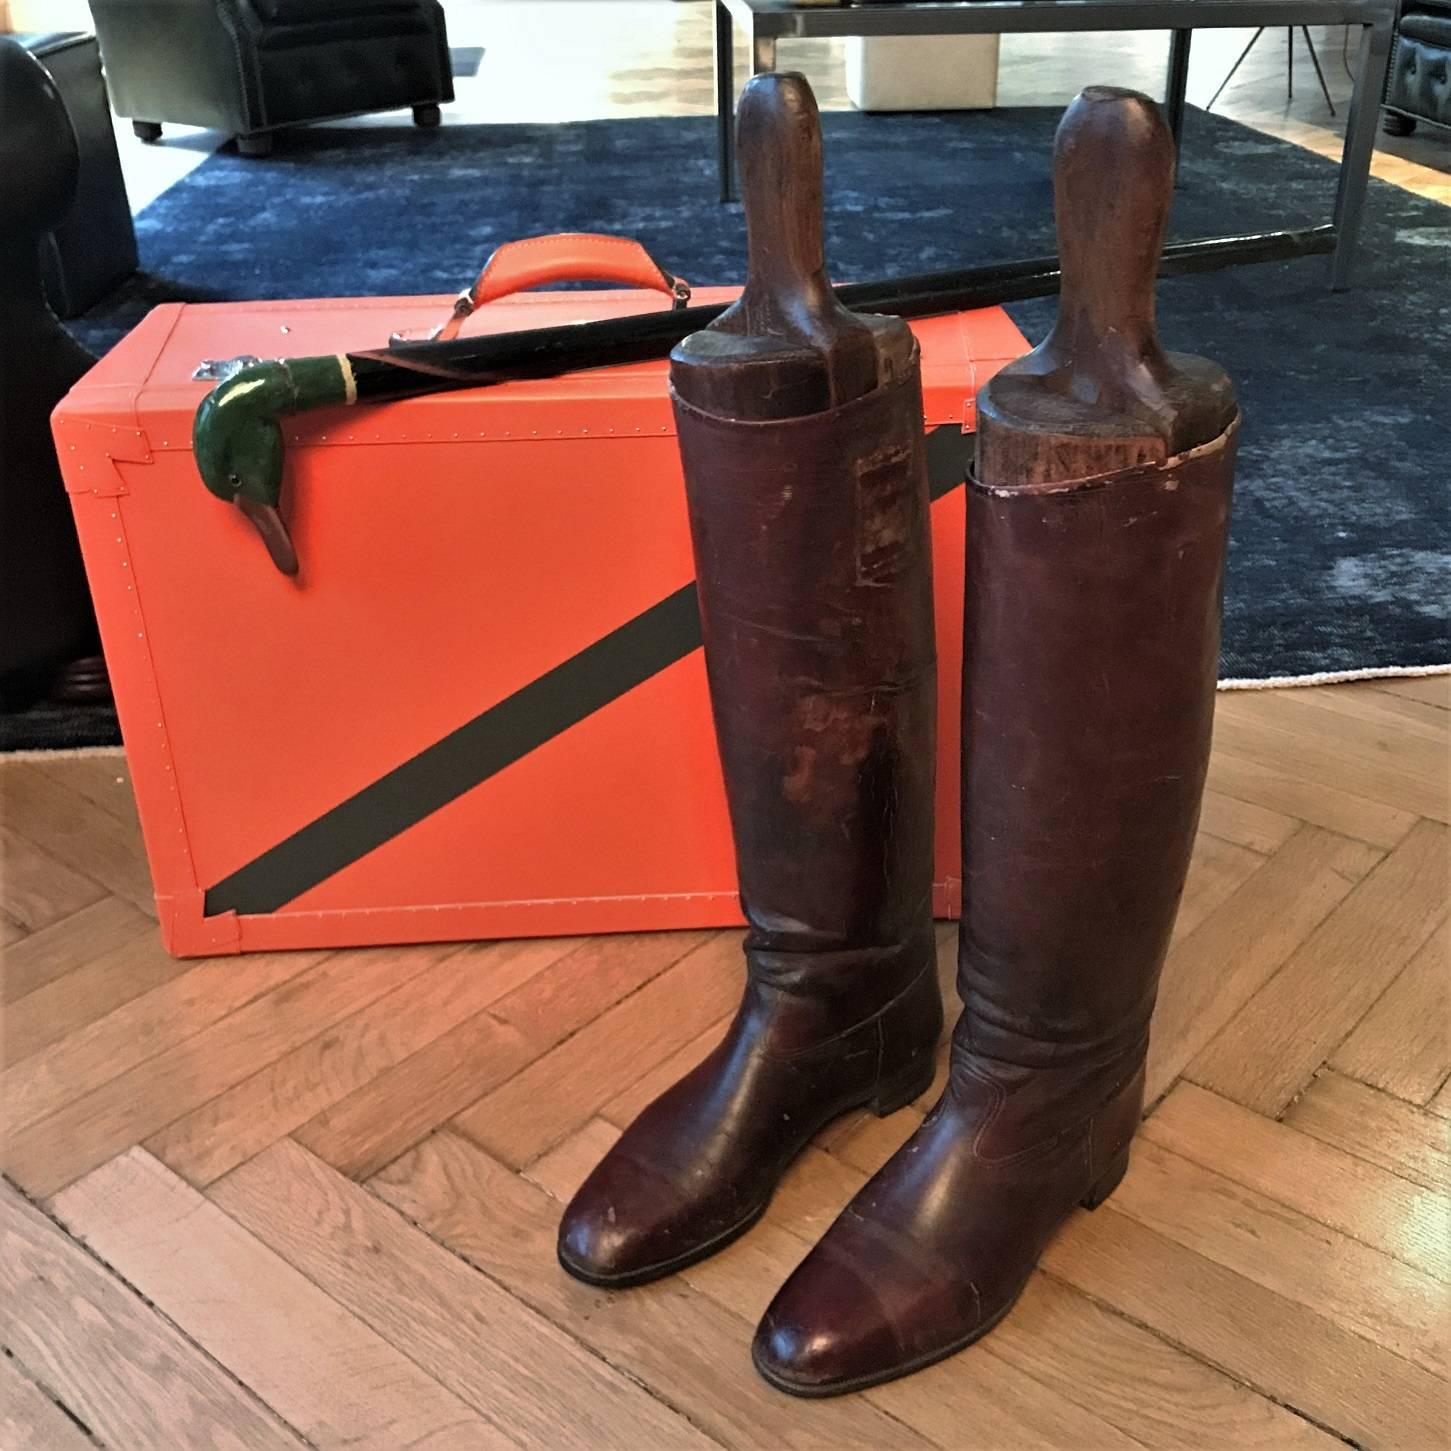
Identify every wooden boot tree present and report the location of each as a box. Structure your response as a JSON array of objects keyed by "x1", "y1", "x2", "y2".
[
  {"x1": 670, "y1": 71, "x2": 915, "y2": 420},
  {"x1": 977, "y1": 85, "x2": 1238, "y2": 488}
]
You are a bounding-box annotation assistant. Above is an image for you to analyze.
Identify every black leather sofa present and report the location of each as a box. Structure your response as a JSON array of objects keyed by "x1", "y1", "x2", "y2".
[
  {"x1": 17, "y1": 32, "x2": 137, "y2": 318},
  {"x1": 88, "y1": 0, "x2": 454, "y2": 156},
  {"x1": 1383, "y1": 0, "x2": 1451, "y2": 133}
]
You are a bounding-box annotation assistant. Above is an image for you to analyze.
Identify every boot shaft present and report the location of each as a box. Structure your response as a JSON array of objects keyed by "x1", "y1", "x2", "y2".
[
  {"x1": 669, "y1": 73, "x2": 938, "y2": 981},
  {"x1": 958, "y1": 427, "x2": 1237, "y2": 1066},
  {"x1": 959, "y1": 87, "x2": 1240, "y2": 1072},
  {"x1": 672, "y1": 377, "x2": 937, "y2": 960}
]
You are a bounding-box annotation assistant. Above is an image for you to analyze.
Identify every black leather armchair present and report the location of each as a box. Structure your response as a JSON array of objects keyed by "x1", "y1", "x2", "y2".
[
  {"x1": 17, "y1": 32, "x2": 137, "y2": 317},
  {"x1": 0, "y1": 40, "x2": 105, "y2": 701},
  {"x1": 1383, "y1": 0, "x2": 1451, "y2": 133},
  {"x1": 88, "y1": 0, "x2": 454, "y2": 156}
]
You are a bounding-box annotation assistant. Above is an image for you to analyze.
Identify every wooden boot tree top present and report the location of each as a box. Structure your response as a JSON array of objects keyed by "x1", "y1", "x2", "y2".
[
  {"x1": 976, "y1": 86, "x2": 1238, "y2": 488},
  {"x1": 670, "y1": 72, "x2": 916, "y2": 421}
]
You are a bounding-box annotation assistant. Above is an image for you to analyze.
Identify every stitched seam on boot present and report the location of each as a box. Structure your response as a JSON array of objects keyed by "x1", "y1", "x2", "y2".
[
  {"x1": 959, "y1": 1057, "x2": 1143, "y2": 1169},
  {"x1": 755, "y1": 956, "x2": 938, "y2": 1066}
]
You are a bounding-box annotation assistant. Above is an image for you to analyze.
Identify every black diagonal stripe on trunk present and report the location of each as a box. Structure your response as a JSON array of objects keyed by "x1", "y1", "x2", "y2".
[
  {"x1": 203, "y1": 425, "x2": 971, "y2": 917},
  {"x1": 925, "y1": 421, "x2": 973, "y2": 500},
  {"x1": 204, "y1": 584, "x2": 702, "y2": 916}
]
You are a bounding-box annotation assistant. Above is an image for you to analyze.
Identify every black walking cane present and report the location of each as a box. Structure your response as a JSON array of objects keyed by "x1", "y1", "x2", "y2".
[{"x1": 193, "y1": 224, "x2": 1333, "y2": 575}]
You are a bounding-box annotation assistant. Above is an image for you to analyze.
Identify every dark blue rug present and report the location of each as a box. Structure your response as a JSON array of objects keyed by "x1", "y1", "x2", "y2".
[{"x1": 72, "y1": 106, "x2": 1450, "y2": 686}]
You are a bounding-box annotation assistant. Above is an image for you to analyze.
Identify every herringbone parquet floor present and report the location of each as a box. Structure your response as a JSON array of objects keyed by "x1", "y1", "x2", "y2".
[{"x1": 2, "y1": 674, "x2": 1447, "y2": 1449}]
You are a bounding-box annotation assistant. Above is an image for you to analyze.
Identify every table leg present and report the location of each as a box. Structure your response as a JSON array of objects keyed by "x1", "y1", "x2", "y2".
[
  {"x1": 1330, "y1": 18, "x2": 1392, "y2": 289},
  {"x1": 715, "y1": 1, "x2": 735, "y2": 203},
  {"x1": 1165, "y1": 28, "x2": 1191, "y2": 164}
]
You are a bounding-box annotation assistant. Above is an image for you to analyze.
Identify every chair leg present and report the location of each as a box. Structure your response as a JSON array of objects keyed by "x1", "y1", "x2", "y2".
[
  {"x1": 1206, "y1": 28, "x2": 1265, "y2": 111},
  {"x1": 1301, "y1": 27, "x2": 1338, "y2": 115},
  {"x1": 1382, "y1": 109, "x2": 1417, "y2": 134},
  {"x1": 133, "y1": 120, "x2": 162, "y2": 142},
  {"x1": 413, "y1": 104, "x2": 442, "y2": 128},
  {"x1": 237, "y1": 132, "x2": 274, "y2": 158}
]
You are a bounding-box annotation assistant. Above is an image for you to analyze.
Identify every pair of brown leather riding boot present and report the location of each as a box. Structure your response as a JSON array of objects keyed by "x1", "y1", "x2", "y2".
[{"x1": 558, "y1": 77, "x2": 1239, "y2": 1397}]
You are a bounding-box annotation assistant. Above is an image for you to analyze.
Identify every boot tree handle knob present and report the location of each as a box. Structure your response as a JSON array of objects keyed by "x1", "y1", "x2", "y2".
[
  {"x1": 731, "y1": 72, "x2": 879, "y2": 406},
  {"x1": 735, "y1": 73, "x2": 833, "y2": 326},
  {"x1": 976, "y1": 86, "x2": 1236, "y2": 484},
  {"x1": 1050, "y1": 86, "x2": 1175, "y2": 369}
]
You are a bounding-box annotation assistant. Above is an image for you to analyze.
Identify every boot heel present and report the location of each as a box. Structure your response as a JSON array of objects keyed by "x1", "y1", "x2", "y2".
[
  {"x1": 870, "y1": 1055, "x2": 935, "y2": 1116},
  {"x1": 1080, "y1": 1146, "x2": 1131, "y2": 1210}
]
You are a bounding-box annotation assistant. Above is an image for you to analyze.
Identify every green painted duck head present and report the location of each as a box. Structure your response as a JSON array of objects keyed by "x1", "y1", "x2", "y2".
[{"x1": 192, "y1": 354, "x2": 354, "y2": 576}]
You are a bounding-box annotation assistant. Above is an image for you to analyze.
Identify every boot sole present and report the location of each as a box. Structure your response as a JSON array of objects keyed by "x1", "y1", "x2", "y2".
[
  {"x1": 753, "y1": 1146, "x2": 1132, "y2": 1398},
  {"x1": 557, "y1": 1052, "x2": 939, "y2": 1291}
]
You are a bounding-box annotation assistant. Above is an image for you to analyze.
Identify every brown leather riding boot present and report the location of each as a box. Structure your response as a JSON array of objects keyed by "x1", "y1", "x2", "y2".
[
  {"x1": 557, "y1": 74, "x2": 942, "y2": 1288},
  {"x1": 753, "y1": 87, "x2": 1240, "y2": 1394}
]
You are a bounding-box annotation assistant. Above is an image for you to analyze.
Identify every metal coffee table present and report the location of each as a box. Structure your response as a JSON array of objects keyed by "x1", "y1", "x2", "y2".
[{"x1": 713, "y1": 0, "x2": 1396, "y2": 287}]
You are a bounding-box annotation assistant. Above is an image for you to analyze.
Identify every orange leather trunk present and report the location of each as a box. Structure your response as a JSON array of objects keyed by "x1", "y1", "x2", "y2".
[{"x1": 53, "y1": 288, "x2": 1028, "y2": 956}]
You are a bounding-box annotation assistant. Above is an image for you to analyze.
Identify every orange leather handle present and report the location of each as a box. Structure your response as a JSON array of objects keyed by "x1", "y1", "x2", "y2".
[{"x1": 431, "y1": 233, "x2": 690, "y2": 341}]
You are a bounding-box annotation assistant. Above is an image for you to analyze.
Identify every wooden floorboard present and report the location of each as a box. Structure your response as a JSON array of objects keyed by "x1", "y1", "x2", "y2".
[
  {"x1": 1142, "y1": 1082, "x2": 1449, "y2": 1280},
  {"x1": 1282, "y1": 1071, "x2": 1450, "y2": 1193},
  {"x1": 0, "y1": 896, "x2": 153, "y2": 1005},
  {"x1": 1143, "y1": 823, "x2": 1383, "y2": 1105},
  {"x1": 2, "y1": 926, "x2": 191, "y2": 1067},
  {"x1": 1329, "y1": 931, "x2": 1450, "y2": 1105},
  {"x1": 1377, "y1": 675, "x2": 1451, "y2": 709},
  {"x1": 214, "y1": 1139, "x2": 731, "y2": 1450},
  {"x1": 0, "y1": 825, "x2": 105, "y2": 938},
  {"x1": 452, "y1": 931, "x2": 748, "y2": 1169},
  {"x1": 0, "y1": 1350, "x2": 96, "y2": 1451},
  {"x1": 1204, "y1": 744, "x2": 1419, "y2": 850},
  {"x1": 0, "y1": 1178, "x2": 304, "y2": 1448},
  {"x1": 0, "y1": 763, "x2": 158, "y2": 918},
  {"x1": 50, "y1": 1149, "x2": 510, "y2": 1451},
  {"x1": 1186, "y1": 820, "x2": 1447, "y2": 1116},
  {"x1": 1, "y1": 3, "x2": 1447, "y2": 1436},
  {"x1": 1043, "y1": 1203, "x2": 1445, "y2": 1450}
]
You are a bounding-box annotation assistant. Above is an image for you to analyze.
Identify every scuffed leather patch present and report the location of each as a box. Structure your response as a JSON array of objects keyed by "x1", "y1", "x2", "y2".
[{"x1": 855, "y1": 440, "x2": 919, "y2": 586}]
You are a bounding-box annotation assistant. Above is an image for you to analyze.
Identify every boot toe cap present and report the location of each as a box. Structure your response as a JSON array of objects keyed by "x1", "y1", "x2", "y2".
[
  {"x1": 557, "y1": 1178, "x2": 679, "y2": 1285},
  {"x1": 752, "y1": 1255, "x2": 913, "y2": 1396},
  {"x1": 556, "y1": 1198, "x2": 644, "y2": 1284},
  {"x1": 557, "y1": 1146, "x2": 759, "y2": 1287}
]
